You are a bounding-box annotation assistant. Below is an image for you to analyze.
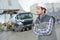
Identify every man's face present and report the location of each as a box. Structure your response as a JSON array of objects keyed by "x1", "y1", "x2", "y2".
[{"x1": 36, "y1": 6, "x2": 44, "y2": 15}]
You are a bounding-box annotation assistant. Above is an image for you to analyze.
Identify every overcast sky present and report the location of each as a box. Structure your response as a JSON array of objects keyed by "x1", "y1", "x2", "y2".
[{"x1": 18, "y1": 0, "x2": 60, "y2": 12}]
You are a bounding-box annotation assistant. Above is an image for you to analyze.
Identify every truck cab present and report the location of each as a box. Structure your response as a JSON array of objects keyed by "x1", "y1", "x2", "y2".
[{"x1": 11, "y1": 12, "x2": 33, "y2": 31}]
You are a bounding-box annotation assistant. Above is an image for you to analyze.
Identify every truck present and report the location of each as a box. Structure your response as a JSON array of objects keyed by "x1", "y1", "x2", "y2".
[{"x1": 11, "y1": 12, "x2": 33, "y2": 32}]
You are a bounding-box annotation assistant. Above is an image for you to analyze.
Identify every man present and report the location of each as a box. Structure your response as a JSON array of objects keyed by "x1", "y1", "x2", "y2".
[{"x1": 33, "y1": 3, "x2": 57, "y2": 40}]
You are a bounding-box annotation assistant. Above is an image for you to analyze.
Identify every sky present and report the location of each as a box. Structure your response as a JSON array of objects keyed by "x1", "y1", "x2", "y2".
[{"x1": 18, "y1": 0, "x2": 60, "y2": 12}]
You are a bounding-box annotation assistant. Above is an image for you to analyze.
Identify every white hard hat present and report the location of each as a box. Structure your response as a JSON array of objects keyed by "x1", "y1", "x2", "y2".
[{"x1": 37, "y1": 3, "x2": 47, "y2": 9}]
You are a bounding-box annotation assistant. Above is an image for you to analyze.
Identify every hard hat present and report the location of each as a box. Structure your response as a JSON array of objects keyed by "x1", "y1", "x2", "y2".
[{"x1": 37, "y1": 3, "x2": 47, "y2": 9}]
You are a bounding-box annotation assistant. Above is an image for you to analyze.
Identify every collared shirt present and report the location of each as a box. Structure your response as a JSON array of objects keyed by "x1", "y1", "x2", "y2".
[{"x1": 33, "y1": 15, "x2": 54, "y2": 36}]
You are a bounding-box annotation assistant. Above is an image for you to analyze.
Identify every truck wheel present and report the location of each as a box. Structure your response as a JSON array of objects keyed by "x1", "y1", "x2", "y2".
[
  {"x1": 28, "y1": 27, "x2": 32, "y2": 30},
  {"x1": 25, "y1": 28, "x2": 27, "y2": 31},
  {"x1": 20, "y1": 29, "x2": 23, "y2": 32},
  {"x1": 12, "y1": 29, "x2": 15, "y2": 31}
]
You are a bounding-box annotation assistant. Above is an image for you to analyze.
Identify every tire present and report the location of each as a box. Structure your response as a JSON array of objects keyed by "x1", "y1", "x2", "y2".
[
  {"x1": 28, "y1": 27, "x2": 32, "y2": 30},
  {"x1": 20, "y1": 29, "x2": 23, "y2": 32},
  {"x1": 12, "y1": 29, "x2": 15, "y2": 31},
  {"x1": 25, "y1": 28, "x2": 27, "y2": 31}
]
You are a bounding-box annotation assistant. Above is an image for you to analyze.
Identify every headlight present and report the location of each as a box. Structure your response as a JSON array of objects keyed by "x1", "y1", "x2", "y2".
[
  {"x1": 20, "y1": 20, "x2": 24, "y2": 22},
  {"x1": 16, "y1": 19, "x2": 24, "y2": 22},
  {"x1": 17, "y1": 22, "x2": 23, "y2": 25}
]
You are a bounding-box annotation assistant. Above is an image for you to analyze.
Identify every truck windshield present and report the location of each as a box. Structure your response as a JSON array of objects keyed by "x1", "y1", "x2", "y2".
[{"x1": 17, "y1": 13, "x2": 33, "y2": 20}]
